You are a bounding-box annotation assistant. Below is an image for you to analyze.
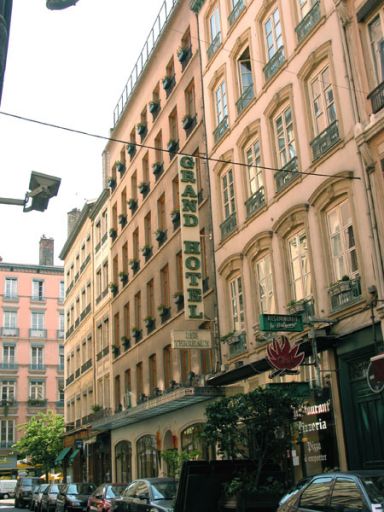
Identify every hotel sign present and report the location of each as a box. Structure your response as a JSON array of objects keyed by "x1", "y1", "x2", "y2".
[
  {"x1": 178, "y1": 156, "x2": 204, "y2": 320},
  {"x1": 172, "y1": 330, "x2": 212, "y2": 350}
]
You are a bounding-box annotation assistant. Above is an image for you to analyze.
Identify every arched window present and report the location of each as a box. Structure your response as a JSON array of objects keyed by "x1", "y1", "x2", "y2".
[
  {"x1": 136, "y1": 435, "x2": 158, "y2": 478},
  {"x1": 115, "y1": 441, "x2": 132, "y2": 483},
  {"x1": 181, "y1": 423, "x2": 208, "y2": 459}
]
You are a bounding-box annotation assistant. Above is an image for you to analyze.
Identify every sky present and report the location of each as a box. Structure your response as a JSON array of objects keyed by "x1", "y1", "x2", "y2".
[{"x1": 0, "y1": 0, "x2": 165, "y2": 266}]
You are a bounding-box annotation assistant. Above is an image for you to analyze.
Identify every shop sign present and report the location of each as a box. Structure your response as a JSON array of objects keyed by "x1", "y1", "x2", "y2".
[
  {"x1": 259, "y1": 313, "x2": 303, "y2": 332},
  {"x1": 171, "y1": 330, "x2": 211, "y2": 349},
  {"x1": 178, "y1": 156, "x2": 204, "y2": 321},
  {"x1": 266, "y1": 335, "x2": 305, "y2": 377}
]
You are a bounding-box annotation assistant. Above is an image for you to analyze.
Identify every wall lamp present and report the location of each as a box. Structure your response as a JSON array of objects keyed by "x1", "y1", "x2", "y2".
[{"x1": 0, "y1": 171, "x2": 61, "y2": 212}]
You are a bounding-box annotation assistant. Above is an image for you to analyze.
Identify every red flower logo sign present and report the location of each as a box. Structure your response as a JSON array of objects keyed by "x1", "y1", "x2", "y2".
[{"x1": 266, "y1": 335, "x2": 305, "y2": 378}]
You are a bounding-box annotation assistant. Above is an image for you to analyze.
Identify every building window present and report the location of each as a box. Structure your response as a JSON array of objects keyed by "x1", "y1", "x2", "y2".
[
  {"x1": 297, "y1": 0, "x2": 317, "y2": 19},
  {"x1": 185, "y1": 80, "x2": 196, "y2": 118},
  {"x1": 30, "y1": 380, "x2": 45, "y2": 400},
  {"x1": 274, "y1": 105, "x2": 296, "y2": 167},
  {"x1": 229, "y1": 276, "x2": 245, "y2": 332},
  {"x1": 115, "y1": 441, "x2": 132, "y2": 484},
  {"x1": 222, "y1": 169, "x2": 236, "y2": 220},
  {"x1": 255, "y1": 254, "x2": 275, "y2": 314},
  {"x1": 147, "y1": 279, "x2": 155, "y2": 318},
  {"x1": 134, "y1": 292, "x2": 141, "y2": 330},
  {"x1": 160, "y1": 265, "x2": 170, "y2": 308},
  {"x1": 59, "y1": 281, "x2": 65, "y2": 302},
  {"x1": 59, "y1": 345, "x2": 64, "y2": 370},
  {"x1": 180, "y1": 349, "x2": 191, "y2": 385},
  {"x1": 310, "y1": 65, "x2": 337, "y2": 136},
  {"x1": 368, "y1": 14, "x2": 384, "y2": 85},
  {"x1": 0, "y1": 420, "x2": 15, "y2": 448},
  {"x1": 215, "y1": 80, "x2": 228, "y2": 126},
  {"x1": 327, "y1": 200, "x2": 358, "y2": 280},
  {"x1": 149, "y1": 354, "x2": 157, "y2": 394},
  {"x1": 163, "y1": 345, "x2": 173, "y2": 389},
  {"x1": 4, "y1": 278, "x2": 17, "y2": 300},
  {"x1": 31, "y1": 346, "x2": 44, "y2": 369},
  {"x1": 181, "y1": 423, "x2": 208, "y2": 458},
  {"x1": 136, "y1": 362, "x2": 143, "y2": 399},
  {"x1": 136, "y1": 435, "x2": 158, "y2": 479},
  {"x1": 3, "y1": 311, "x2": 17, "y2": 329},
  {"x1": 157, "y1": 194, "x2": 166, "y2": 231},
  {"x1": 264, "y1": 7, "x2": 283, "y2": 61},
  {"x1": 237, "y1": 47, "x2": 253, "y2": 97},
  {"x1": 31, "y1": 311, "x2": 45, "y2": 337},
  {"x1": 0, "y1": 381, "x2": 15, "y2": 402},
  {"x1": 288, "y1": 231, "x2": 311, "y2": 301},
  {"x1": 2, "y1": 345, "x2": 15, "y2": 367},
  {"x1": 58, "y1": 380, "x2": 64, "y2": 401},
  {"x1": 245, "y1": 140, "x2": 263, "y2": 197},
  {"x1": 32, "y1": 279, "x2": 44, "y2": 301}
]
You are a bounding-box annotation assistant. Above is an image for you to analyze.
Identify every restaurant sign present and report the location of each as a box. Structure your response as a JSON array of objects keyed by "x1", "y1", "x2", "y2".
[
  {"x1": 171, "y1": 330, "x2": 212, "y2": 349},
  {"x1": 178, "y1": 156, "x2": 204, "y2": 320}
]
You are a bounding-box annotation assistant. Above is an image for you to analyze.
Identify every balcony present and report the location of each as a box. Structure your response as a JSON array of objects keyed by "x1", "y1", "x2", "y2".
[
  {"x1": 329, "y1": 276, "x2": 362, "y2": 312},
  {"x1": 236, "y1": 84, "x2": 254, "y2": 115},
  {"x1": 228, "y1": 0, "x2": 245, "y2": 26},
  {"x1": 368, "y1": 80, "x2": 384, "y2": 114},
  {"x1": 0, "y1": 327, "x2": 18, "y2": 337},
  {"x1": 57, "y1": 329, "x2": 64, "y2": 339},
  {"x1": 245, "y1": 187, "x2": 265, "y2": 218},
  {"x1": 275, "y1": 157, "x2": 299, "y2": 193},
  {"x1": 80, "y1": 304, "x2": 91, "y2": 321},
  {"x1": 213, "y1": 115, "x2": 229, "y2": 144},
  {"x1": 295, "y1": 1, "x2": 321, "y2": 43},
  {"x1": 28, "y1": 398, "x2": 47, "y2": 407},
  {"x1": 263, "y1": 46, "x2": 285, "y2": 82},
  {"x1": 3, "y1": 293, "x2": 18, "y2": 302},
  {"x1": 0, "y1": 441, "x2": 14, "y2": 448},
  {"x1": 220, "y1": 212, "x2": 237, "y2": 241},
  {"x1": 29, "y1": 364, "x2": 46, "y2": 372},
  {"x1": 207, "y1": 32, "x2": 222, "y2": 61},
  {"x1": 225, "y1": 332, "x2": 247, "y2": 359},
  {"x1": 66, "y1": 374, "x2": 75, "y2": 386},
  {"x1": 80, "y1": 254, "x2": 90, "y2": 273},
  {"x1": 310, "y1": 120, "x2": 340, "y2": 161},
  {"x1": 96, "y1": 346, "x2": 109, "y2": 361},
  {"x1": 66, "y1": 325, "x2": 74, "y2": 338},
  {"x1": 75, "y1": 368, "x2": 80, "y2": 378},
  {"x1": 66, "y1": 281, "x2": 74, "y2": 295},
  {"x1": 31, "y1": 295, "x2": 46, "y2": 303},
  {"x1": 29, "y1": 328, "x2": 47, "y2": 338},
  {"x1": 0, "y1": 362, "x2": 18, "y2": 370},
  {"x1": 81, "y1": 359, "x2": 92, "y2": 373},
  {"x1": 287, "y1": 297, "x2": 315, "y2": 324}
]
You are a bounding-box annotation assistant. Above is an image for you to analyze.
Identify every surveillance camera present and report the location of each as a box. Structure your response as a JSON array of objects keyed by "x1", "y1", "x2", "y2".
[{"x1": 24, "y1": 172, "x2": 61, "y2": 212}]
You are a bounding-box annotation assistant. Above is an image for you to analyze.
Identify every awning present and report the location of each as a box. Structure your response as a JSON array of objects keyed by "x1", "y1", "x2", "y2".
[
  {"x1": 68, "y1": 449, "x2": 79, "y2": 465},
  {"x1": 55, "y1": 447, "x2": 71, "y2": 464}
]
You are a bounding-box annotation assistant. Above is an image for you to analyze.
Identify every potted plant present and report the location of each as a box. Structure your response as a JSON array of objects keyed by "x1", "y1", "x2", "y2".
[
  {"x1": 109, "y1": 228, "x2": 117, "y2": 241},
  {"x1": 121, "y1": 336, "x2": 131, "y2": 350},
  {"x1": 107, "y1": 177, "x2": 116, "y2": 190},
  {"x1": 171, "y1": 208, "x2": 180, "y2": 223},
  {"x1": 338, "y1": 275, "x2": 351, "y2": 291},
  {"x1": 158, "y1": 304, "x2": 171, "y2": 317},
  {"x1": 287, "y1": 299, "x2": 305, "y2": 314},
  {"x1": 173, "y1": 291, "x2": 184, "y2": 305},
  {"x1": 119, "y1": 271, "x2": 128, "y2": 285},
  {"x1": 118, "y1": 213, "x2": 127, "y2": 227},
  {"x1": 91, "y1": 404, "x2": 102, "y2": 413},
  {"x1": 182, "y1": 114, "x2": 196, "y2": 130},
  {"x1": 177, "y1": 45, "x2": 191, "y2": 63},
  {"x1": 142, "y1": 245, "x2": 153, "y2": 259},
  {"x1": 127, "y1": 198, "x2": 138, "y2": 212},
  {"x1": 137, "y1": 122, "x2": 147, "y2": 137},
  {"x1": 132, "y1": 327, "x2": 142, "y2": 342},
  {"x1": 109, "y1": 282, "x2": 118, "y2": 296},
  {"x1": 138, "y1": 182, "x2": 150, "y2": 196},
  {"x1": 144, "y1": 316, "x2": 156, "y2": 332},
  {"x1": 162, "y1": 75, "x2": 174, "y2": 90},
  {"x1": 112, "y1": 344, "x2": 120, "y2": 357},
  {"x1": 129, "y1": 259, "x2": 140, "y2": 273},
  {"x1": 152, "y1": 161, "x2": 164, "y2": 179},
  {"x1": 149, "y1": 100, "x2": 160, "y2": 114},
  {"x1": 155, "y1": 229, "x2": 167, "y2": 244},
  {"x1": 127, "y1": 142, "x2": 136, "y2": 156},
  {"x1": 115, "y1": 161, "x2": 126, "y2": 174}
]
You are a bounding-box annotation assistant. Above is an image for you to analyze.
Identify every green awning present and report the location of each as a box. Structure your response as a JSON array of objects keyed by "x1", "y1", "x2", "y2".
[
  {"x1": 55, "y1": 447, "x2": 71, "y2": 464},
  {"x1": 68, "y1": 449, "x2": 79, "y2": 465}
]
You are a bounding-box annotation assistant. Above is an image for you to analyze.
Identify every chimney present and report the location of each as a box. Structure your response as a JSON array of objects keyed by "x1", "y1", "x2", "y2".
[
  {"x1": 39, "y1": 236, "x2": 54, "y2": 266},
  {"x1": 67, "y1": 208, "x2": 81, "y2": 236}
]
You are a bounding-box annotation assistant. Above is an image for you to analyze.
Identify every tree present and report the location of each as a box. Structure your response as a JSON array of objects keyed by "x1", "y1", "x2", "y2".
[
  {"x1": 203, "y1": 386, "x2": 303, "y2": 495},
  {"x1": 13, "y1": 411, "x2": 65, "y2": 481}
]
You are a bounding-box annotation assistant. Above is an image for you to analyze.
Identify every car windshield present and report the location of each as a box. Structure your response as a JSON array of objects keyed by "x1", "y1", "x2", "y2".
[
  {"x1": 67, "y1": 484, "x2": 96, "y2": 495},
  {"x1": 151, "y1": 481, "x2": 177, "y2": 501},
  {"x1": 361, "y1": 476, "x2": 384, "y2": 504},
  {"x1": 21, "y1": 479, "x2": 39, "y2": 486},
  {"x1": 107, "y1": 485, "x2": 127, "y2": 499},
  {"x1": 49, "y1": 485, "x2": 60, "y2": 493}
]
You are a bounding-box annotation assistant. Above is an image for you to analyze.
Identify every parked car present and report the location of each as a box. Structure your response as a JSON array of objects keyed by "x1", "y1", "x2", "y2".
[
  {"x1": 40, "y1": 484, "x2": 62, "y2": 512},
  {"x1": 277, "y1": 477, "x2": 311, "y2": 512},
  {"x1": 30, "y1": 484, "x2": 49, "y2": 511},
  {"x1": 56, "y1": 483, "x2": 96, "y2": 512},
  {"x1": 277, "y1": 471, "x2": 384, "y2": 512},
  {"x1": 15, "y1": 477, "x2": 43, "y2": 508},
  {"x1": 0, "y1": 479, "x2": 17, "y2": 499},
  {"x1": 87, "y1": 484, "x2": 129, "y2": 512},
  {"x1": 111, "y1": 478, "x2": 177, "y2": 512}
]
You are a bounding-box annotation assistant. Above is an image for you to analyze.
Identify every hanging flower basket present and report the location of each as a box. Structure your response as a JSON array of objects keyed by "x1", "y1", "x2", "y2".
[
  {"x1": 118, "y1": 214, "x2": 127, "y2": 227},
  {"x1": 152, "y1": 162, "x2": 164, "y2": 177},
  {"x1": 155, "y1": 229, "x2": 167, "y2": 243},
  {"x1": 127, "y1": 143, "x2": 136, "y2": 156},
  {"x1": 128, "y1": 198, "x2": 138, "y2": 212},
  {"x1": 107, "y1": 177, "x2": 116, "y2": 190},
  {"x1": 129, "y1": 259, "x2": 140, "y2": 273},
  {"x1": 177, "y1": 46, "x2": 191, "y2": 63},
  {"x1": 149, "y1": 100, "x2": 160, "y2": 114},
  {"x1": 109, "y1": 228, "x2": 117, "y2": 240},
  {"x1": 137, "y1": 123, "x2": 147, "y2": 137},
  {"x1": 115, "y1": 161, "x2": 126, "y2": 174},
  {"x1": 119, "y1": 272, "x2": 128, "y2": 285},
  {"x1": 109, "y1": 283, "x2": 118, "y2": 296},
  {"x1": 138, "y1": 182, "x2": 150, "y2": 196}
]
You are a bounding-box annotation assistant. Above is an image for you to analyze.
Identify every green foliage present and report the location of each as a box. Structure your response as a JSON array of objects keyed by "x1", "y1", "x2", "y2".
[
  {"x1": 160, "y1": 449, "x2": 200, "y2": 478},
  {"x1": 203, "y1": 386, "x2": 303, "y2": 493},
  {"x1": 13, "y1": 411, "x2": 64, "y2": 479}
]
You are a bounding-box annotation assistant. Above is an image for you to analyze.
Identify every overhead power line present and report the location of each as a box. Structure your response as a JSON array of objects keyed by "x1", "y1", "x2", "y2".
[{"x1": 0, "y1": 111, "x2": 360, "y2": 181}]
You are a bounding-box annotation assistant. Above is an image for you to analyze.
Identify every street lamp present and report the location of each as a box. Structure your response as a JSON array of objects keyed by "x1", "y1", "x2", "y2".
[
  {"x1": 0, "y1": 171, "x2": 61, "y2": 212},
  {"x1": 46, "y1": 0, "x2": 79, "y2": 10}
]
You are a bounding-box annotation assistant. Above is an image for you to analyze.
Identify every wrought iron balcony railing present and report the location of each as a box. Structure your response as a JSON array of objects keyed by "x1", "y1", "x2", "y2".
[
  {"x1": 275, "y1": 157, "x2": 299, "y2": 193},
  {"x1": 310, "y1": 120, "x2": 340, "y2": 161},
  {"x1": 245, "y1": 187, "x2": 265, "y2": 218},
  {"x1": 295, "y1": 1, "x2": 321, "y2": 43},
  {"x1": 0, "y1": 327, "x2": 18, "y2": 337},
  {"x1": 207, "y1": 32, "x2": 222, "y2": 60},
  {"x1": 226, "y1": 332, "x2": 247, "y2": 359},
  {"x1": 228, "y1": 0, "x2": 245, "y2": 26},
  {"x1": 220, "y1": 212, "x2": 237, "y2": 241},
  {"x1": 213, "y1": 115, "x2": 229, "y2": 144},
  {"x1": 329, "y1": 276, "x2": 362, "y2": 312},
  {"x1": 263, "y1": 46, "x2": 285, "y2": 82},
  {"x1": 236, "y1": 84, "x2": 254, "y2": 115},
  {"x1": 29, "y1": 328, "x2": 47, "y2": 338},
  {"x1": 368, "y1": 80, "x2": 384, "y2": 114}
]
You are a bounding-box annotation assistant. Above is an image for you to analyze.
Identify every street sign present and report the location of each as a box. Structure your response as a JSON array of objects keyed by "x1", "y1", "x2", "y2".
[
  {"x1": 171, "y1": 330, "x2": 211, "y2": 349},
  {"x1": 259, "y1": 313, "x2": 304, "y2": 332}
]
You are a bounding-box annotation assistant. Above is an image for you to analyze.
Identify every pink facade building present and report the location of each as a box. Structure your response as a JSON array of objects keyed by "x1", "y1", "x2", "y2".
[{"x1": 0, "y1": 237, "x2": 64, "y2": 477}]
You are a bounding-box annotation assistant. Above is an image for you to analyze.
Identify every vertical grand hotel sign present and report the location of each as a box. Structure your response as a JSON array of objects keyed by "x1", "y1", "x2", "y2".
[{"x1": 178, "y1": 156, "x2": 204, "y2": 320}]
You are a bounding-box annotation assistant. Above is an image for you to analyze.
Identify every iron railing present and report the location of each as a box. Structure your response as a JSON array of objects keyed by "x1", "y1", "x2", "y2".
[
  {"x1": 310, "y1": 120, "x2": 340, "y2": 161},
  {"x1": 295, "y1": 1, "x2": 321, "y2": 43}
]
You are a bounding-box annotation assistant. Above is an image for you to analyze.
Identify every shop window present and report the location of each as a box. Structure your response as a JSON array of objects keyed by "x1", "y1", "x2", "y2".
[{"x1": 136, "y1": 435, "x2": 158, "y2": 478}]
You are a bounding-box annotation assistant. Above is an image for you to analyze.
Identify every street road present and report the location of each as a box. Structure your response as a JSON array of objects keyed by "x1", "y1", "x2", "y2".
[{"x1": 0, "y1": 498, "x2": 17, "y2": 511}]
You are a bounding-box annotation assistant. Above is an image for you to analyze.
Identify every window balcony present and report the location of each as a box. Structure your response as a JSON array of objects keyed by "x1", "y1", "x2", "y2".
[
  {"x1": 66, "y1": 325, "x2": 74, "y2": 338},
  {"x1": 368, "y1": 80, "x2": 384, "y2": 114},
  {"x1": 295, "y1": 1, "x2": 321, "y2": 43},
  {"x1": 56, "y1": 400, "x2": 64, "y2": 408},
  {"x1": 245, "y1": 187, "x2": 265, "y2": 218},
  {"x1": 329, "y1": 276, "x2": 362, "y2": 312},
  {"x1": 75, "y1": 368, "x2": 80, "y2": 378},
  {"x1": 29, "y1": 328, "x2": 47, "y2": 338},
  {"x1": 207, "y1": 32, "x2": 222, "y2": 61},
  {"x1": 213, "y1": 115, "x2": 229, "y2": 144},
  {"x1": 57, "y1": 329, "x2": 64, "y2": 339},
  {"x1": 287, "y1": 297, "x2": 315, "y2": 324},
  {"x1": 80, "y1": 304, "x2": 91, "y2": 321},
  {"x1": 236, "y1": 84, "x2": 254, "y2": 115},
  {"x1": 28, "y1": 398, "x2": 47, "y2": 407},
  {"x1": 275, "y1": 157, "x2": 299, "y2": 193},
  {"x1": 81, "y1": 359, "x2": 92, "y2": 373},
  {"x1": 162, "y1": 75, "x2": 176, "y2": 99},
  {"x1": 3, "y1": 293, "x2": 18, "y2": 302},
  {"x1": 31, "y1": 295, "x2": 46, "y2": 303},
  {"x1": 225, "y1": 332, "x2": 247, "y2": 359},
  {"x1": 66, "y1": 374, "x2": 75, "y2": 386},
  {"x1": 220, "y1": 212, "x2": 237, "y2": 241},
  {"x1": 0, "y1": 362, "x2": 18, "y2": 370},
  {"x1": 0, "y1": 327, "x2": 18, "y2": 337},
  {"x1": 310, "y1": 120, "x2": 340, "y2": 161},
  {"x1": 58, "y1": 363, "x2": 64, "y2": 372},
  {"x1": 228, "y1": 0, "x2": 245, "y2": 26},
  {"x1": 263, "y1": 46, "x2": 285, "y2": 82},
  {"x1": 29, "y1": 364, "x2": 46, "y2": 372},
  {"x1": 80, "y1": 254, "x2": 90, "y2": 273}
]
